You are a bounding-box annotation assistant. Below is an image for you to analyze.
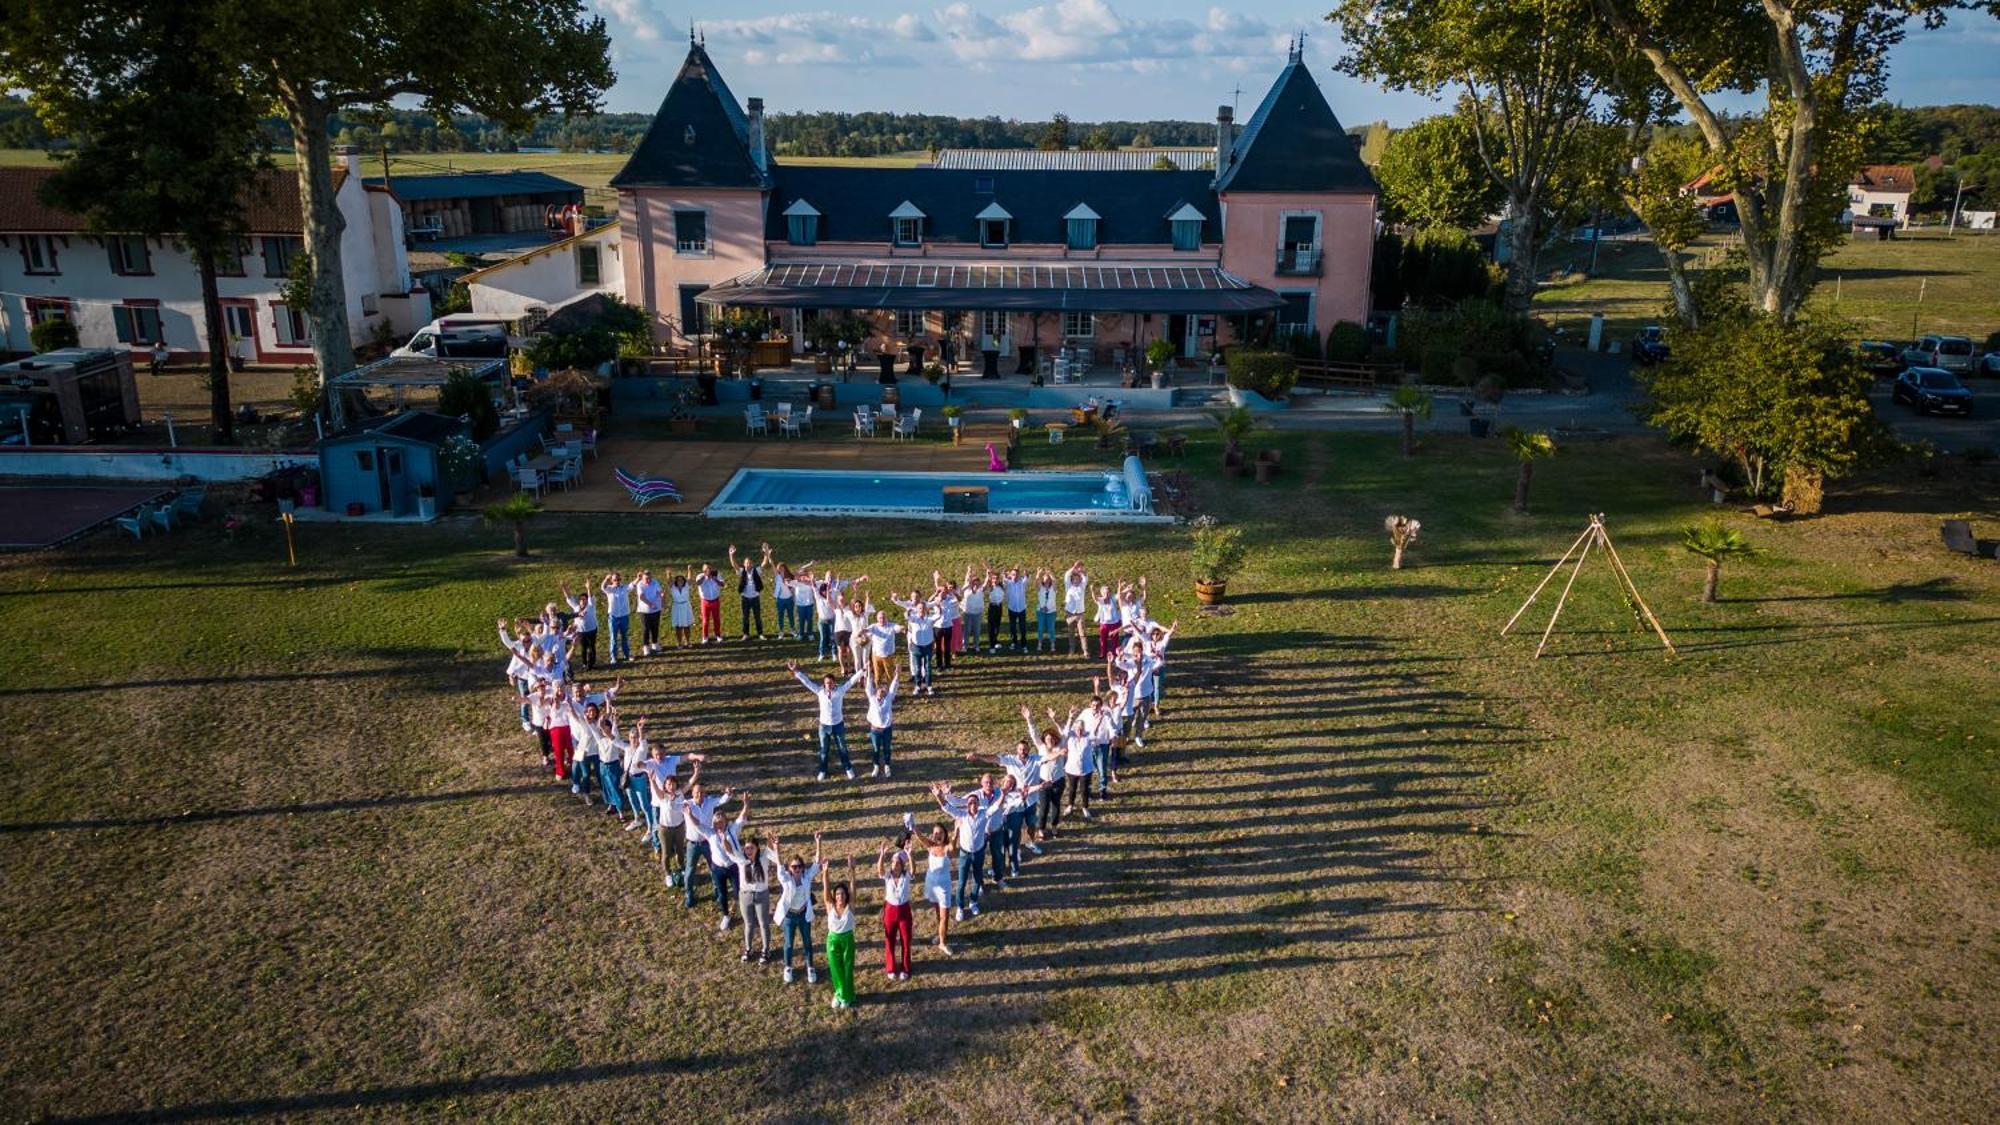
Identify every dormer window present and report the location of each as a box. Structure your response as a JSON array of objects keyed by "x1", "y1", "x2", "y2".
[
  {"x1": 1064, "y1": 203, "x2": 1100, "y2": 250},
  {"x1": 1166, "y1": 203, "x2": 1205, "y2": 252},
  {"x1": 889, "y1": 200, "x2": 926, "y2": 247},
  {"x1": 783, "y1": 198, "x2": 820, "y2": 246},
  {"x1": 683, "y1": 125, "x2": 696, "y2": 144},
  {"x1": 975, "y1": 201, "x2": 1011, "y2": 249}
]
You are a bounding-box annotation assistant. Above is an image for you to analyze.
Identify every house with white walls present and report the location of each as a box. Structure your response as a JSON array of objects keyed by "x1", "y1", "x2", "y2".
[
  {"x1": 0, "y1": 149, "x2": 429, "y2": 365},
  {"x1": 1845, "y1": 164, "x2": 1917, "y2": 224},
  {"x1": 461, "y1": 221, "x2": 624, "y2": 323}
]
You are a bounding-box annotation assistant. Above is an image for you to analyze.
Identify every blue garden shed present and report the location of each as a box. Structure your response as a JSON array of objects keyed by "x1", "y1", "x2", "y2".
[{"x1": 317, "y1": 410, "x2": 464, "y2": 518}]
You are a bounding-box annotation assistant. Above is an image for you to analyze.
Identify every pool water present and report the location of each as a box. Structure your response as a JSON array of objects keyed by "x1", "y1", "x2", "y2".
[{"x1": 707, "y1": 468, "x2": 1165, "y2": 521}]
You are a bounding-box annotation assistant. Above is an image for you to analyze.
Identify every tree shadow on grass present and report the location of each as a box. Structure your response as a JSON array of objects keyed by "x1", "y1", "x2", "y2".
[{"x1": 1734, "y1": 577, "x2": 1971, "y2": 605}]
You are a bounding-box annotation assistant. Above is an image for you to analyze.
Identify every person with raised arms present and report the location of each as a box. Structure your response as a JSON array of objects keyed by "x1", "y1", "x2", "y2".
[
  {"x1": 789, "y1": 660, "x2": 864, "y2": 782},
  {"x1": 876, "y1": 838, "x2": 915, "y2": 981},
  {"x1": 599, "y1": 570, "x2": 633, "y2": 664},
  {"x1": 932, "y1": 780, "x2": 1001, "y2": 920},
  {"x1": 862, "y1": 668, "x2": 899, "y2": 779},
  {"x1": 771, "y1": 830, "x2": 823, "y2": 985},
  {"x1": 821, "y1": 853, "x2": 859, "y2": 1010},
  {"x1": 677, "y1": 770, "x2": 738, "y2": 921},
  {"x1": 557, "y1": 580, "x2": 599, "y2": 670},
  {"x1": 1063, "y1": 561, "x2": 1091, "y2": 658},
  {"x1": 716, "y1": 828, "x2": 779, "y2": 963},
  {"x1": 911, "y1": 814, "x2": 958, "y2": 956},
  {"x1": 633, "y1": 568, "x2": 664, "y2": 656},
  {"x1": 1034, "y1": 567, "x2": 1060, "y2": 654},
  {"x1": 726, "y1": 542, "x2": 772, "y2": 642}
]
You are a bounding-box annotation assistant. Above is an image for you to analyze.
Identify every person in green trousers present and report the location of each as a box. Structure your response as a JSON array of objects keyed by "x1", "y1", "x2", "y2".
[{"x1": 822, "y1": 853, "x2": 858, "y2": 1009}]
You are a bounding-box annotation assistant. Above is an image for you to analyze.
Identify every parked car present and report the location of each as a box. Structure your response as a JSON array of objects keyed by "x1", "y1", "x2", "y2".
[
  {"x1": 1631, "y1": 325, "x2": 1670, "y2": 365},
  {"x1": 1977, "y1": 350, "x2": 2000, "y2": 377},
  {"x1": 393, "y1": 316, "x2": 511, "y2": 360},
  {"x1": 1857, "y1": 340, "x2": 1904, "y2": 378},
  {"x1": 1892, "y1": 367, "x2": 1975, "y2": 416},
  {"x1": 1899, "y1": 334, "x2": 1975, "y2": 372}
]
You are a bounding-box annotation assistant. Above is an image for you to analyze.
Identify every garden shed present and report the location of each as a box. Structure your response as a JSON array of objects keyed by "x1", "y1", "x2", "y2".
[{"x1": 317, "y1": 410, "x2": 463, "y2": 518}]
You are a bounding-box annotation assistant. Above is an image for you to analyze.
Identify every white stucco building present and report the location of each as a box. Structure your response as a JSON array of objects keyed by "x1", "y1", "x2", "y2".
[
  {"x1": 0, "y1": 149, "x2": 430, "y2": 364},
  {"x1": 1845, "y1": 164, "x2": 1916, "y2": 224},
  {"x1": 462, "y1": 222, "x2": 624, "y2": 323}
]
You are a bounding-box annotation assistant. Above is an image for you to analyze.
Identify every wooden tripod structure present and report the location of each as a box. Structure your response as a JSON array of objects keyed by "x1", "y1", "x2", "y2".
[{"x1": 1502, "y1": 513, "x2": 1675, "y2": 658}]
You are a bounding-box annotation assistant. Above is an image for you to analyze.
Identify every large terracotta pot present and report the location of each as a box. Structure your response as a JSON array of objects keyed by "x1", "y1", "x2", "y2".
[{"x1": 1195, "y1": 579, "x2": 1227, "y2": 605}]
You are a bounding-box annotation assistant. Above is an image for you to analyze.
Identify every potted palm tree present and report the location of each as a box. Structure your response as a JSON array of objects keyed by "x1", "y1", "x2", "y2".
[
  {"x1": 1188, "y1": 516, "x2": 1247, "y2": 605},
  {"x1": 1384, "y1": 386, "x2": 1432, "y2": 457},
  {"x1": 1146, "y1": 338, "x2": 1175, "y2": 389},
  {"x1": 1214, "y1": 406, "x2": 1253, "y2": 473},
  {"x1": 483, "y1": 493, "x2": 542, "y2": 558},
  {"x1": 1007, "y1": 407, "x2": 1028, "y2": 432},
  {"x1": 1503, "y1": 427, "x2": 1557, "y2": 513},
  {"x1": 941, "y1": 404, "x2": 964, "y2": 444},
  {"x1": 1384, "y1": 514, "x2": 1421, "y2": 569},
  {"x1": 1681, "y1": 521, "x2": 1760, "y2": 602}
]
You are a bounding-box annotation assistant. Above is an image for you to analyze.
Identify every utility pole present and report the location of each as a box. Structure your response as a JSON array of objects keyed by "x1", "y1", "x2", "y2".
[
  {"x1": 1911, "y1": 276, "x2": 1926, "y2": 339},
  {"x1": 1947, "y1": 176, "x2": 1965, "y2": 236}
]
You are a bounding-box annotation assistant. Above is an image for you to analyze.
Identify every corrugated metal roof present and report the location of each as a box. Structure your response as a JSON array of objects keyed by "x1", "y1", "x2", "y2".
[{"x1": 933, "y1": 148, "x2": 1216, "y2": 171}]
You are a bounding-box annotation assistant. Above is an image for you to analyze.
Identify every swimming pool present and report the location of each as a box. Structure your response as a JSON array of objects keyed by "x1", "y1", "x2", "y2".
[{"x1": 705, "y1": 468, "x2": 1171, "y2": 522}]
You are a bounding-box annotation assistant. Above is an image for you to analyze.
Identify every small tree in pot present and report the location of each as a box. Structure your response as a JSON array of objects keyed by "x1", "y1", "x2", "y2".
[
  {"x1": 1189, "y1": 516, "x2": 1248, "y2": 604},
  {"x1": 1146, "y1": 338, "x2": 1176, "y2": 373},
  {"x1": 941, "y1": 404, "x2": 964, "y2": 444},
  {"x1": 1384, "y1": 514, "x2": 1421, "y2": 569},
  {"x1": 1503, "y1": 427, "x2": 1556, "y2": 513},
  {"x1": 483, "y1": 492, "x2": 542, "y2": 559},
  {"x1": 1214, "y1": 405, "x2": 1254, "y2": 470}
]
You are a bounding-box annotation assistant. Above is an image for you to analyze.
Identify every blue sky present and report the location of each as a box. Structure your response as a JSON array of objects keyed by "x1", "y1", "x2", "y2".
[{"x1": 585, "y1": 1, "x2": 2000, "y2": 125}]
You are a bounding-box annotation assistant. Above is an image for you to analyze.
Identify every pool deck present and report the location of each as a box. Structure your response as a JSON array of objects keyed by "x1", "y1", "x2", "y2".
[{"x1": 532, "y1": 432, "x2": 1004, "y2": 513}]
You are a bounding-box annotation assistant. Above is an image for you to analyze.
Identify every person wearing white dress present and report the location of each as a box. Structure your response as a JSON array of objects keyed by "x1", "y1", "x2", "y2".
[{"x1": 667, "y1": 570, "x2": 695, "y2": 648}]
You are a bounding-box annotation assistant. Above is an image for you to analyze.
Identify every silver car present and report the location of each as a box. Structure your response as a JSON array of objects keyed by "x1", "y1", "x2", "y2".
[{"x1": 1901, "y1": 334, "x2": 1974, "y2": 372}]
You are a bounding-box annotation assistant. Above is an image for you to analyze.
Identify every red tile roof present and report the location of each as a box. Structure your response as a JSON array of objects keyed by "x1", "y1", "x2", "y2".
[
  {"x1": 1850, "y1": 164, "x2": 1915, "y2": 193},
  {"x1": 0, "y1": 165, "x2": 345, "y2": 234}
]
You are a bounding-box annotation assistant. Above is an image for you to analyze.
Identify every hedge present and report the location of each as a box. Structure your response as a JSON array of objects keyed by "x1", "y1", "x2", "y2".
[{"x1": 1224, "y1": 351, "x2": 1299, "y2": 400}]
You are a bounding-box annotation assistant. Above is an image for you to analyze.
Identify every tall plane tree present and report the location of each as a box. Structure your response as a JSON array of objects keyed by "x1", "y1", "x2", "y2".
[
  {"x1": 1591, "y1": 0, "x2": 1985, "y2": 321},
  {"x1": 240, "y1": 0, "x2": 612, "y2": 389},
  {"x1": 3, "y1": 0, "x2": 270, "y2": 442},
  {"x1": 1329, "y1": 0, "x2": 1618, "y2": 317}
]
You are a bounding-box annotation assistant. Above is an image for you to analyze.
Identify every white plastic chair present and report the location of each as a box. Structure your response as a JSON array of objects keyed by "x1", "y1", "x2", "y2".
[
  {"x1": 745, "y1": 404, "x2": 768, "y2": 436},
  {"x1": 516, "y1": 465, "x2": 544, "y2": 496},
  {"x1": 894, "y1": 410, "x2": 919, "y2": 441},
  {"x1": 878, "y1": 403, "x2": 898, "y2": 421},
  {"x1": 853, "y1": 409, "x2": 876, "y2": 438},
  {"x1": 779, "y1": 410, "x2": 803, "y2": 439},
  {"x1": 798, "y1": 404, "x2": 816, "y2": 434},
  {"x1": 549, "y1": 458, "x2": 581, "y2": 491}
]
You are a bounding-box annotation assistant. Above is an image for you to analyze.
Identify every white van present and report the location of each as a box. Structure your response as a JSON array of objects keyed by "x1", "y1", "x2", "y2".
[{"x1": 393, "y1": 316, "x2": 511, "y2": 360}]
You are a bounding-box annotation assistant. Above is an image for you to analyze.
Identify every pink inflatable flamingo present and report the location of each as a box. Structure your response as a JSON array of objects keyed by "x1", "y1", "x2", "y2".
[{"x1": 985, "y1": 442, "x2": 1007, "y2": 472}]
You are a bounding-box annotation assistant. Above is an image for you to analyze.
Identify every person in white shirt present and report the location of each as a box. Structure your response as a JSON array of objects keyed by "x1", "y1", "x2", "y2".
[
  {"x1": 678, "y1": 773, "x2": 738, "y2": 917},
  {"x1": 1063, "y1": 562, "x2": 1091, "y2": 657},
  {"x1": 726, "y1": 542, "x2": 771, "y2": 641},
  {"x1": 959, "y1": 571, "x2": 985, "y2": 654},
  {"x1": 789, "y1": 661, "x2": 863, "y2": 781},
  {"x1": 694, "y1": 563, "x2": 725, "y2": 645},
  {"x1": 1033, "y1": 568, "x2": 1059, "y2": 653},
  {"x1": 599, "y1": 571, "x2": 632, "y2": 663},
  {"x1": 876, "y1": 840, "x2": 914, "y2": 980},
  {"x1": 821, "y1": 855, "x2": 859, "y2": 1009},
  {"x1": 789, "y1": 566, "x2": 817, "y2": 644},
  {"x1": 771, "y1": 555, "x2": 815, "y2": 641},
  {"x1": 913, "y1": 818, "x2": 958, "y2": 956},
  {"x1": 716, "y1": 830, "x2": 778, "y2": 963},
  {"x1": 633, "y1": 569, "x2": 664, "y2": 655},
  {"x1": 557, "y1": 580, "x2": 599, "y2": 669},
  {"x1": 891, "y1": 592, "x2": 942, "y2": 694},
  {"x1": 771, "y1": 831, "x2": 823, "y2": 985},
  {"x1": 1002, "y1": 566, "x2": 1029, "y2": 650},
  {"x1": 862, "y1": 612, "x2": 902, "y2": 685},
  {"x1": 932, "y1": 574, "x2": 960, "y2": 673},
  {"x1": 984, "y1": 570, "x2": 1006, "y2": 651},
  {"x1": 932, "y1": 781, "x2": 1001, "y2": 919},
  {"x1": 862, "y1": 670, "x2": 898, "y2": 778},
  {"x1": 1060, "y1": 707, "x2": 1096, "y2": 822},
  {"x1": 1091, "y1": 584, "x2": 1120, "y2": 662}
]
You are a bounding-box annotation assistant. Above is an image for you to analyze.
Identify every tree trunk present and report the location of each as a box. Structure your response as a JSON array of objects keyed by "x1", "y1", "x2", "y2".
[
  {"x1": 196, "y1": 246, "x2": 234, "y2": 444},
  {"x1": 1500, "y1": 196, "x2": 1540, "y2": 319},
  {"x1": 1390, "y1": 543, "x2": 1405, "y2": 570},
  {"x1": 1514, "y1": 460, "x2": 1533, "y2": 513},
  {"x1": 1702, "y1": 559, "x2": 1719, "y2": 603},
  {"x1": 512, "y1": 522, "x2": 528, "y2": 558},
  {"x1": 1400, "y1": 412, "x2": 1415, "y2": 457},
  {"x1": 283, "y1": 92, "x2": 355, "y2": 418},
  {"x1": 1662, "y1": 249, "x2": 1698, "y2": 330}
]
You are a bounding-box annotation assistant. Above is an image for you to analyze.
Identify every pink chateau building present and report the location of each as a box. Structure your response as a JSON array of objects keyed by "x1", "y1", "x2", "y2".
[{"x1": 612, "y1": 38, "x2": 1376, "y2": 366}]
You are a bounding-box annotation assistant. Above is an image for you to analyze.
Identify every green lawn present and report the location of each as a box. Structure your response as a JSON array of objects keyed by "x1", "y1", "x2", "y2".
[
  {"x1": 1535, "y1": 229, "x2": 2000, "y2": 344},
  {"x1": 1, "y1": 432, "x2": 1996, "y2": 1121}
]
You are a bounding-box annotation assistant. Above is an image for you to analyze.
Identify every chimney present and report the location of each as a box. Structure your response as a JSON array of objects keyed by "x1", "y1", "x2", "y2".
[
  {"x1": 1214, "y1": 106, "x2": 1234, "y2": 180},
  {"x1": 334, "y1": 144, "x2": 361, "y2": 177},
  {"x1": 746, "y1": 97, "x2": 768, "y2": 175}
]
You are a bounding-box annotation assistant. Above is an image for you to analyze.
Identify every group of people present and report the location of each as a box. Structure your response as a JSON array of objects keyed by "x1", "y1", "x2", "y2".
[
  {"x1": 550, "y1": 544, "x2": 1160, "y2": 678},
  {"x1": 494, "y1": 551, "x2": 1178, "y2": 1010}
]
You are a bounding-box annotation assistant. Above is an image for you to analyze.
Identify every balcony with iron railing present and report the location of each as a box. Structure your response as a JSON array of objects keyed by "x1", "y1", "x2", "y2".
[{"x1": 1275, "y1": 244, "x2": 1322, "y2": 276}]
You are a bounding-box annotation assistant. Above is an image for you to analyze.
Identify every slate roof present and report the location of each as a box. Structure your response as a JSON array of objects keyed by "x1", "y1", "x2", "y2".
[
  {"x1": 610, "y1": 42, "x2": 768, "y2": 190},
  {"x1": 766, "y1": 166, "x2": 1221, "y2": 246},
  {"x1": 362, "y1": 170, "x2": 583, "y2": 202},
  {"x1": 0, "y1": 166, "x2": 342, "y2": 234},
  {"x1": 933, "y1": 148, "x2": 1217, "y2": 172},
  {"x1": 1214, "y1": 58, "x2": 1376, "y2": 195}
]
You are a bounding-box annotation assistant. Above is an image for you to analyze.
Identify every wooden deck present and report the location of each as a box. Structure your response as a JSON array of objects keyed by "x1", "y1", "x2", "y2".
[{"x1": 533, "y1": 431, "x2": 1009, "y2": 513}]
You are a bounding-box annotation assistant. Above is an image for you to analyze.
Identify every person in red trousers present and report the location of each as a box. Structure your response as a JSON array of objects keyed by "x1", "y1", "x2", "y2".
[
  {"x1": 877, "y1": 839, "x2": 914, "y2": 980},
  {"x1": 695, "y1": 563, "x2": 725, "y2": 644}
]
